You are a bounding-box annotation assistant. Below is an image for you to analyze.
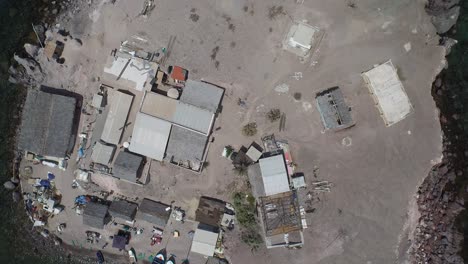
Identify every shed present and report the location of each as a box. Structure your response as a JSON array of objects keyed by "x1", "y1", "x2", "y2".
[
  {"x1": 18, "y1": 89, "x2": 76, "y2": 158},
  {"x1": 101, "y1": 90, "x2": 133, "y2": 145},
  {"x1": 180, "y1": 80, "x2": 223, "y2": 113},
  {"x1": 103, "y1": 56, "x2": 158, "y2": 91},
  {"x1": 259, "y1": 154, "x2": 290, "y2": 196},
  {"x1": 136, "y1": 198, "x2": 171, "y2": 227},
  {"x1": 91, "y1": 141, "x2": 115, "y2": 165},
  {"x1": 191, "y1": 227, "x2": 219, "y2": 257},
  {"x1": 362, "y1": 60, "x2": 413, "y2": 126},
  {"x1": 291, "y1": 174, "x2": 306, "y2": 189},
  {"x1": 112, "y1": 235, "x2": 127, "y2": 250},
  {"x1": 315, "y1": 87, "x2": 354, "y2": 131},
  {"x1": 109, "y1": 200, "x2": 138, "y2": 221},
  {"x1": 92, "y1": 94, "x2": 104, "y2": 108},
  {"x1": 165, "y1": 126, "x2": 208, "y2": 170},
  {"x1": 113, "y1": 151, "x2": 143, "y2": 182},
  {"x1": 246, "y1": 144, "x2": 263, "y2": 162},
  {"x1": 247, "y1": 163, "x2": 266, "y2": 199},
  {"x1": 287, "y1": 22, "x2": 318, "y2": 50},
  {"x1": 129, "y1": 112, "x2": 172, "y2": 161},
  {"x1": 83, "y1": 203, "x2": 109, "y2": 229}
]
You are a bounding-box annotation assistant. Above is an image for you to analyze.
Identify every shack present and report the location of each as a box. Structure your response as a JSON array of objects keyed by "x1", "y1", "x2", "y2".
[
  {"x1": 83, "y1": 202, "x2": 109, "y2": 229},
  {"x1": 136, "y1": 198, "x2": 171, "y2": 228},
  {"x1": 191, "y1": 224, "x2": 219, "y2": 257},
  {"x1": 109, "y1": 200, "x2": 138, "y2": 222},
  {"x1": 112, "y1": 151, "x2": 143, "y2": 183},
  {"x1": 18, "y1": 88, "x2": 77, "y2": 160},
  {"x1": 315, "y1": 87, "x2": 354, "y2": 131}
]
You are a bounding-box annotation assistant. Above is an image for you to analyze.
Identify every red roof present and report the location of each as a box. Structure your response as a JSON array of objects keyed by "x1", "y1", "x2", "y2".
[{"x1": 170, "y1": 66, "x2": 187, "y2": 81}]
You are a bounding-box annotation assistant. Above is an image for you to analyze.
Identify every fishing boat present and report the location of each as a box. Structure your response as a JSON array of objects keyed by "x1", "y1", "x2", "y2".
[
  {"x1": 129, "y1": 247, "x2": 137, "y2": 263},
  {"x1": 152, "y1": 248, "x2": 166, "y2": 264},
  {"x1": 166, "y1": 255, "x2": 176, "y2": 264},
  {"x1": 96, "y1": 250, "x2": 105, "y2": 264}
]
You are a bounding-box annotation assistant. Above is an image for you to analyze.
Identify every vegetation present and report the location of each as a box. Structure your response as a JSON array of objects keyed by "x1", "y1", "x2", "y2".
[
  {"x1": 232, "y1": 192, "x2": 263, "y2": 249},
  {"x1": 242, "y1": 122, "x2": 257, "y2": 136},
  {"x1": 233, "y1": 164, "x2": 248, "y2": 176},
  {"x1": 266, "y1": 108, "x2": 281, "y2": 122}
]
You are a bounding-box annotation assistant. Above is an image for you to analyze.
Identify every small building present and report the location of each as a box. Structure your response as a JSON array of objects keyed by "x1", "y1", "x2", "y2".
[
  {"x1": 18, "y1": 89, "x2": 77, "y2": 160},
  {"x1": 109, "y1": 200, "x2": 138, "y2": 222},
  {"x1": 291, "y1": 173, "x2": 306, "y2": 189},
  {"x1": 103, "y1": 54, "x2": 158, "y2": 92},
  {"x1": 83, "y1": 202, "x2": 109, "y2": 229},
  {"x1": 112, "y1": 151, "x2": 143, "y2": 183},
  {"x1": 136, "y1": 198, "x2": 171, "y2": 228},
  {"x1": 91, "y1": 141, "x2": 115, "y2": 165},
  {"x1": 191, "y1": 225, "x2": 219, "y2": 257},
  {"x1": 195, "y1": 197, "x2": 226, "y2": 227},
  {"x1": 362, "y1": 60, "x2": 413, "y2": 126},
  {"x1": 44, "y1": 40, "x2": 64, "y2": 60},
  {"x1": 315, "y1": 87, "x2": 354, "y2": 131},
  {"x1": 129, "y1": 112, "x2": 172, "y2": 161},
  {"x1": 165, "y1": 126, "x2": 208, "y2": 171},
  {"x1": 246, "y1": 144, "x2": 263, "y2": 163},
  {"x1": 112, "y1": 235, "x2": 127, "y2": 250},
  {"x1": 285, "y1": 21, "x2": 320, "y2": 57},
  {"x1": 258, "y1": 153, "x2": 290, "y2": 196},
  {"x1": 259, "y1": 191, "x2": 303, "y2": 249},
  {"x1": 180, "y1": 80, "x2": 224, "y2": 113},
  {"x1": 101, "y1": 90, "x2": 133, "y2": 145}
]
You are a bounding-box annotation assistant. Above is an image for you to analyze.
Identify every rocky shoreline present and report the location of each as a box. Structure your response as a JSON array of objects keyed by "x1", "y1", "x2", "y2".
[{"x1": 410, "y1": 1, "x2": 466, "y2": 263}]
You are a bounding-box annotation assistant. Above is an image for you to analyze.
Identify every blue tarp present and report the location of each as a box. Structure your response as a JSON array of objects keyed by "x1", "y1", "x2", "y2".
[
  {"x1": 75, "y1": 195, "x2": 89, "y2": 205},
  {"x1": 78, "y1": 148, "x2": 85, "y2": 158},
  {"x1": 47, "y1": 172, "x2": 55, "y2": 181},
  {"x1": 39, "y1": 179, "x2": 51, "y2": 189}
]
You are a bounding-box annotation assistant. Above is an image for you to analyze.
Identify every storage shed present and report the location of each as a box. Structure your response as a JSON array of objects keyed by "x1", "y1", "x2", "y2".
[
  {"x1": 109, "y1": 200, "x2": 138, "y2": 222},
  {"x1": 83, "y1": 202, "x2": 109, "y2": 229},
  {"x1": 136, "y1": 198, "x2": 171, "y2": 228}
]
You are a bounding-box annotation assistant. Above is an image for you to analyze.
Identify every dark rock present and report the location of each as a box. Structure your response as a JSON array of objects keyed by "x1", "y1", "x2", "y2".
[{"x1": 12, "y1": 191, "x2": 21, "y2": 202}]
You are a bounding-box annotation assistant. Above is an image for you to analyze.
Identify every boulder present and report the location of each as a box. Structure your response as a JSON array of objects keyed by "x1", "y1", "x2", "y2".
[
  {"x1": 3, "y1": 181, "x2": 15, "y2": 190},
  {"x1": 12, "y1": 191, "x2": 21, "y2": 203}
]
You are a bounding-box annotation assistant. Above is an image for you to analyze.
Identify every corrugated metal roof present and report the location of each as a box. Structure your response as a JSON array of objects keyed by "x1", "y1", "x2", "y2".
[
  {"x1": 136, "y1": 198, "x2": 171, "y2": 227},
  {"x1": 113, "y1": 151, "x2": 143, "y2": 182},
  {"x1": 18, "y1": 89, "x2": 76, "y2": 158},
  {"x1": 129, "y1": 113, "x2": 171, "y2": 161},
  {"x1": 109, "y1": 200, "x2": 138, "y2": 221},
  {"x1": 91, "y1": 141, "x2": 115, "y2": 165},
  {"x1": 180, "y1": 80, "x2": 223, "y2": 113},
  {"x1": 165, "y1": 126, "x2": 208, "y2": 166},
  {"x1": 140, "y1": 92, "x2": 177, "y2": 121},
  {"x1": 259, "y1": 154, "x2": 290, "y2": 196},
  {"x1": 191, "y1": 228, "x2": 218, "y2": 256},
  {"x1": 83, "y1": 203, "x2": 109, "y2": 229},
  {"x1": 173, "y1": 102, "x2": 214, "y2": 135},
  {"x1": 101, "y1": 90, "x2": 133, "y2": 145}
]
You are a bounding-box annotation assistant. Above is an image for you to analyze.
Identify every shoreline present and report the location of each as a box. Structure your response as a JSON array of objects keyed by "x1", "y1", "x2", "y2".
[{"x1": 409, "y1": 1, "x2": 467, "y2": 263}]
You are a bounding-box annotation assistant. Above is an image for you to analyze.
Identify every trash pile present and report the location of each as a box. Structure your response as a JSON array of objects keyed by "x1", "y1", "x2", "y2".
[{"x1": 24, "y1": 172, "x2": 64, "y2": 227}]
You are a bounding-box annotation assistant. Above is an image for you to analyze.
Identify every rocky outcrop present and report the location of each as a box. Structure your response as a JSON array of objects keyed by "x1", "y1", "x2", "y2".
[
  {"x1": 8, "y1": 54, "x2": 45, "y2": 87},
  {"x1": 412, "y1": 165, "x2": 464, "y2": 263},
  {"x1": 426, "y1": 0, "x2": 460, "y2": 34}
]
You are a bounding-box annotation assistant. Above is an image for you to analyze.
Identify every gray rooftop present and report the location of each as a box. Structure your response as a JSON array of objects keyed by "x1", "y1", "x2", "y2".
[
  {"x1": 165, "y1": 126, "x2": 208, "y2": 168},
  {"x1": 83, "y1": 202, "x2": 109, "y2": 229},
  {"x1": 136, "y1": 198, "x2": 171, "y2": 227},
  {"x1": 109, "y1": 200, "x2": 138, "y2": 221},
  {"x1": 91, "y1": 141, "x2": 116, "y2": 165},
  {"x1": 113, "y1": 151, "x2": 143, "y2": 182},
  {"x1": 315, "y1": 87, "x2": 354, "y2": 130},
  {"x1": 180, "y1": 80, "x2": 224, "y2": 113},
  {"x1": 248, "y1": 163, "x2": 266, "y2": 199},
  {"x1": 173, "y1": 102, "x2": 214, "y2": 135},
  {"x1": 18, "y1": 89, "x2": 76, "y2": 158}
]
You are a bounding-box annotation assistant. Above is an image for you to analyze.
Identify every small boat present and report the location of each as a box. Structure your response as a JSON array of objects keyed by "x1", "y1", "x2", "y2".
[
  {"x1": 129, "y1": 248, "x2": 137, "y2": 263},
  {"x1": 166, "y1": 255, "x2": 176, "y2": 264},
  {"x1": 152, "y1": 248, "x2": 166, "y2": 264},
  {"x1": 96, "y1": 250, "x2": 105, "y2": 264}
]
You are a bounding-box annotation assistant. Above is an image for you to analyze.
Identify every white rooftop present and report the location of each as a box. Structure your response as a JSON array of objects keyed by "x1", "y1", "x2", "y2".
[
  {"x1": 91, "y1": 141, "x2": 115, "y2": 165},
  {"x1": 246, "y1": 145, "x2": 262, "y2": 162},
  {"x1": 101, "y1": 90, "x2": 133, "y2": 145},
  {"x1": 191, "y1": 228, "x2": 219, "y2": 257},
  {"x1": 288, "y1": 22, "x2": 318, "y2": 50},
  {"x1": 259, "y1": 154, "x2": 290, "y2": 196},
  {"x1": 362, "y1": 60, "x2": 413, "y2": 126},
  {"x1": 129, "y1": 112, "x2": 172, "y2": 161},
  {"x1": 103, "y1": 56, "x2": 157, "y2": 91}
]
